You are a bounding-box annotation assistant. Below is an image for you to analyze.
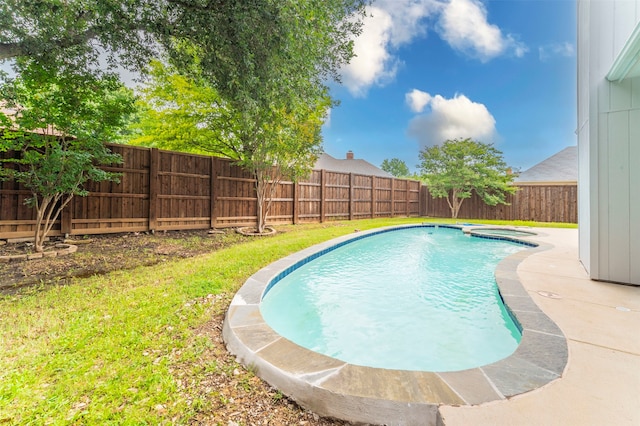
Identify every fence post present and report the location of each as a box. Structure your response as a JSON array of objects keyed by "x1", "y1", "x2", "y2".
[
  {"x1": 349, "y1": 173, "x2": 354, "y2": 221},
  {"x1": 148, "y1": 148, "x2": 159, "y2": 232},
  {"x1": 320, "y1": 169, "x2": 326, "y2": 223},
  {"x1": 371, "y1": 175, "x2": 376, "y2": 219},
  {"x1": 293, "y1": 181, "x2": 299, "y2": 225},
  {"x1": 210, "y1": 157, "x2": 218, "y2": 229}
]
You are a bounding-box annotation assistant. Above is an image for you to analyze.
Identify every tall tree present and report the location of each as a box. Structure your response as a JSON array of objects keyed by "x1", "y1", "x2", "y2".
[
  {"x1": 419, "y1": 138, "x2": 516, "y2": 219},
  {"x1": 165, "y1": 1, "x2": 366, "y2": 233},
  {"x1": 381, "y1": 158, "x2": 410, "y2": 177},
  {"x1": 128, "y1": 60, "x2": 329, "y2": 233},
  {"x1": 0, "y1": 62, "x2": 135, "y2": 252},
  {"x1": 2, "y1": 0, "x2": 366, "y2": 234}
]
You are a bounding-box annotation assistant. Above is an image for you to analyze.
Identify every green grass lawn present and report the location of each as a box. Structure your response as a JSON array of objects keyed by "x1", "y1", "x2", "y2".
[{"x1": 0, "y1": 218, "x2": 576, "y2": 424}]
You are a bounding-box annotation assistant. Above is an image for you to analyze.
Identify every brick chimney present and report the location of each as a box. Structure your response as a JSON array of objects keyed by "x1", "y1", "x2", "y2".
[{"x1": 346, "y1": 150, "x2": 354, "y2": 160}]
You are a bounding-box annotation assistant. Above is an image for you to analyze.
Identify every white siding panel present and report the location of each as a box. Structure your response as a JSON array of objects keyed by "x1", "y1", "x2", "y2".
[
  {"x1": 578, "y1": 126, "x2": 591, "y2": 272},
  {"x1": 613, "y1": 0, "x2": 638, "y2": 55},
  {"x1": 597, "y1": 112, "x2": 610, "y2": 278},
  {"x1": 596, "y1": 0, "x2": 615, "y2": 112},
  {"x1": 630, "y1": 109, "x2": 640, "y2": 284},
  {"x1": 578, "y1": 0, "x2": 591, "y2": 123},
  {"x1": 578, "y1": 0, "x2": 591, "y2": 273},
  {"x1": 607, "y1": 111, "x2": 631, "y2": 283},
  {"x1": 632, "y1": 78, "x2": 640, "y2": 108},
  {"x1": 610, "y1": 79, "x2": 633, "y2": 111}
]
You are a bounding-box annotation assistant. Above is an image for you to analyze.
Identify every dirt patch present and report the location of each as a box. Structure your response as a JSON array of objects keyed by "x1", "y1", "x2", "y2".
[
  {"x1": 0, "y1": 229, "x2": 247, "y2": 293},
  {"x1": 0, "y1": 229, "x2": 350, "y2": 425}
]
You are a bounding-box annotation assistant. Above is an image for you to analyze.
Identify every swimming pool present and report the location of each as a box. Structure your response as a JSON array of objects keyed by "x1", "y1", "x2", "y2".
[
  {"x1": 223, "y1": 224, "x2": 568, "y2": 425},
  {"x1": 261, "y1": 226, "x2": 525, "y2": 372}
]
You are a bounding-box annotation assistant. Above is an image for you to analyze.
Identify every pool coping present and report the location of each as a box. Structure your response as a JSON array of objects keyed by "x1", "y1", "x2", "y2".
[{"x1": 222, "y1": 224, "x2": 568, "y2": 426}]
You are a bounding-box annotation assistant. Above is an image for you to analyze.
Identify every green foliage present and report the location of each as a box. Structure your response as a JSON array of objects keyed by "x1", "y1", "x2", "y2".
[
  {"x1": 129, "y1": 58, "x2": 330, "y2": 232},
  {"x1": 166, "y1": 0, "x2": 366, "y2": 233},
  {"x1": 381, "y1": 158, "x2": 410, "y2": 177},
  {"x1": 0, "y1": 0, "x2": 158, "y2": 71},
  {"x1": 0, "y1": 61, "x2": 135, "y2": 251},
  {"x1": 419, "y1": 138, "x2": 516, "y2": 218},
  {"x1": 127, "y1": 60, "x2": 237, "y2": 156},
  {"x1": 167, "y1": 0, "x2": 365, "y2": 115}
]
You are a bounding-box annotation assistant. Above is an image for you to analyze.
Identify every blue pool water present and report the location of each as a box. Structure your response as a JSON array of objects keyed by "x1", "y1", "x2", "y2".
[{"x1": 260, "y1": 226, "x2": 528, "y2": 372}]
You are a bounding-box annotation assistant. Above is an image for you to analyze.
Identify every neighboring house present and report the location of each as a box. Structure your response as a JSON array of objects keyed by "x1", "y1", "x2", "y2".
[
  {"x1": 314, "y1": 150, "x2": 393, "y2": 178},
  {"x1": 1, "y1": 102, "x2": 64, "y2": 137},
  {"x1": 514, "y1": 146, "x2": 577, "y2": 185},
  {"x1": 578, "y1": 0, "x2": 640, "y2": 285}
]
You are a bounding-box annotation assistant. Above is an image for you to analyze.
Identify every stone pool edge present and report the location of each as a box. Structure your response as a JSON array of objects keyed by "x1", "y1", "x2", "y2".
[{"x1": 222, "y1": 225, "x2": 568, "y2": 426}]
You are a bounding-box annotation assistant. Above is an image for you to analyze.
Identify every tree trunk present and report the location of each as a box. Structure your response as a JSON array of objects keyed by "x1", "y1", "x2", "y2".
[
  {"x1": 255, "y1": 174, "x2": 266, "y2": 234},
  {"x1": 33, "y1": 193, "x2": 74, "y2": 252},
  {"x1": 254, "y1": 167, "x2": 280, "y2": 234},
  {"x1": 447, "y1": 190, "x2": 464, "y2": 219}
]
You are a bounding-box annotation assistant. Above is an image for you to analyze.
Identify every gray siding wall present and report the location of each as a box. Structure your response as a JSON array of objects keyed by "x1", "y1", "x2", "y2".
[{"x1": 578, "y1": 0, "x2": 640, "y2": 284}]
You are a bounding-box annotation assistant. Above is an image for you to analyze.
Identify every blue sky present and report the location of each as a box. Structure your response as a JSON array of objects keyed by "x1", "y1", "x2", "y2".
[
  {"x1": 1, "y1": 0, "x2": 576, "y2": 174},
  {"x1": 323, "y1": 0, "x2": 577, "y2": 173}
]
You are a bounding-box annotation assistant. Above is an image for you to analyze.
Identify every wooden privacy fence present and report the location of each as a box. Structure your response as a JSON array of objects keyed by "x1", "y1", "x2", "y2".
[
  {"x1": 421, "y1": 184, "x2": 578, "y2": 223},
  {"x1": 0, "y1": 144, "x2": 422, "y2": 238}
]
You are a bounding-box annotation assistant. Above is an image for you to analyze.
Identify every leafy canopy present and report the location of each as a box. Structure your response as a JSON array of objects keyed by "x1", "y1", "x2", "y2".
[
  {"x1": 127, "y1": 60, "x2": 238, "y2": 156},
  {"x1": 419, "y1": 138, "x2": 516, "y2": 218},
  {"x1": 381, "y1": 158, "x2": 410, "y2": 177},
  {"x1": 128, "y1": 58, "x2": 330, "y2": 233}
]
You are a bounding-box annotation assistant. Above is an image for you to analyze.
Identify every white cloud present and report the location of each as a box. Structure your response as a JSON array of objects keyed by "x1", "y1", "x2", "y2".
[
  {"x1": 539, "y1": 42, "x2": 575, "y2": 62},
  {"x1": 341, "y1": 1, "x2": 437, "y2": 97},
  {"x1": 407, "y1": 92, "x2": 497, "y2": 148},
  {"x1": 341, "y1": 0, "x2": 528, "y2": 96},
  {"x1": 341, "y1": 7, "x2": 396, "y2": 97},
  {"x1": 437, "y1": 0, "x2": 527, "y2": 62},
  {"x1": 375, "y1": 0, "x2": 439, "y2": 46},
  {"x1": 405, "y1": 89, "x2": 432, "y2": 113},
  {"x1": 323, "y1": 107, "x2": 332, "y2": 128}
]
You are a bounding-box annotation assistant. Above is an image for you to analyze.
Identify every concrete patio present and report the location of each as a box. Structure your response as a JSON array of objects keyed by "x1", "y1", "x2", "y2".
[{"x1": 439, "y1": 227, "x2": 640, "y2": 425}]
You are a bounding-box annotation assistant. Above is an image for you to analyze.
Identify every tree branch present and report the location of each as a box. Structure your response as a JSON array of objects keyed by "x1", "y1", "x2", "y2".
[
  {"x1": 0, "y1": 43, "x2": 22, "y2": 61},
  {"x1": 0, "y1": 28, "x2": 100, "y2": 61}
]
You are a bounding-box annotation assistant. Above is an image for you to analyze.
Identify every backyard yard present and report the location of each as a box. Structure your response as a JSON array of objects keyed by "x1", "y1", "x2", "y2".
[{"x1": 0, "y1": 218, "x2": 575, "y2": 425}]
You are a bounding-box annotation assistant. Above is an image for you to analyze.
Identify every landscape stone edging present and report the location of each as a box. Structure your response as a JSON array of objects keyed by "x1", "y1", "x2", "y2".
[{"x1": 0, "y1": 243, "x2": 78, "y2": 263}]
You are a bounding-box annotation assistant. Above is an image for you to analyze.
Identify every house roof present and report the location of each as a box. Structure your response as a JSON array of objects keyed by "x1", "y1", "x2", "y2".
[
  {"x1": 314, "y1": 152, "x2": 393, "y2": 178},
  {"x1": 514, "y1": 146, "x2": 577, "y2": 184},
  {"x1": 1, "y1": 102, "x2": 65, "y2": 137}
]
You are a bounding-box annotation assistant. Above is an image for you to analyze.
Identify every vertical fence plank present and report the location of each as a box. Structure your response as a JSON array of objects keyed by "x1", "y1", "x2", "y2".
[
  {"x1": 293, "y1": 181, "x2": 300, "y2": 224},
  {"x1": 320, "y1": 169, "x2": 326, "y2": 223},
  {"x1": 405, "y1": 182, "x2": 409, "y2": 216},
  {"x1": 349, "y1": 173, "x2": 354, "y2": 221},
  {"x1": 60, "y1": 201, "x2": 72, "y2": 236},
  {"x1": 148, "y1": 148, "x2": 159, "y2": 231},
  {"x1": 210, "y1": 157, "x2": 218, "y2": 229},
  {"x1": 390, "y1": 178, "x2": 395, "y2": 216},
  {"x1": 371, "y1": 176, "x2": 377, "y2": 219}
]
